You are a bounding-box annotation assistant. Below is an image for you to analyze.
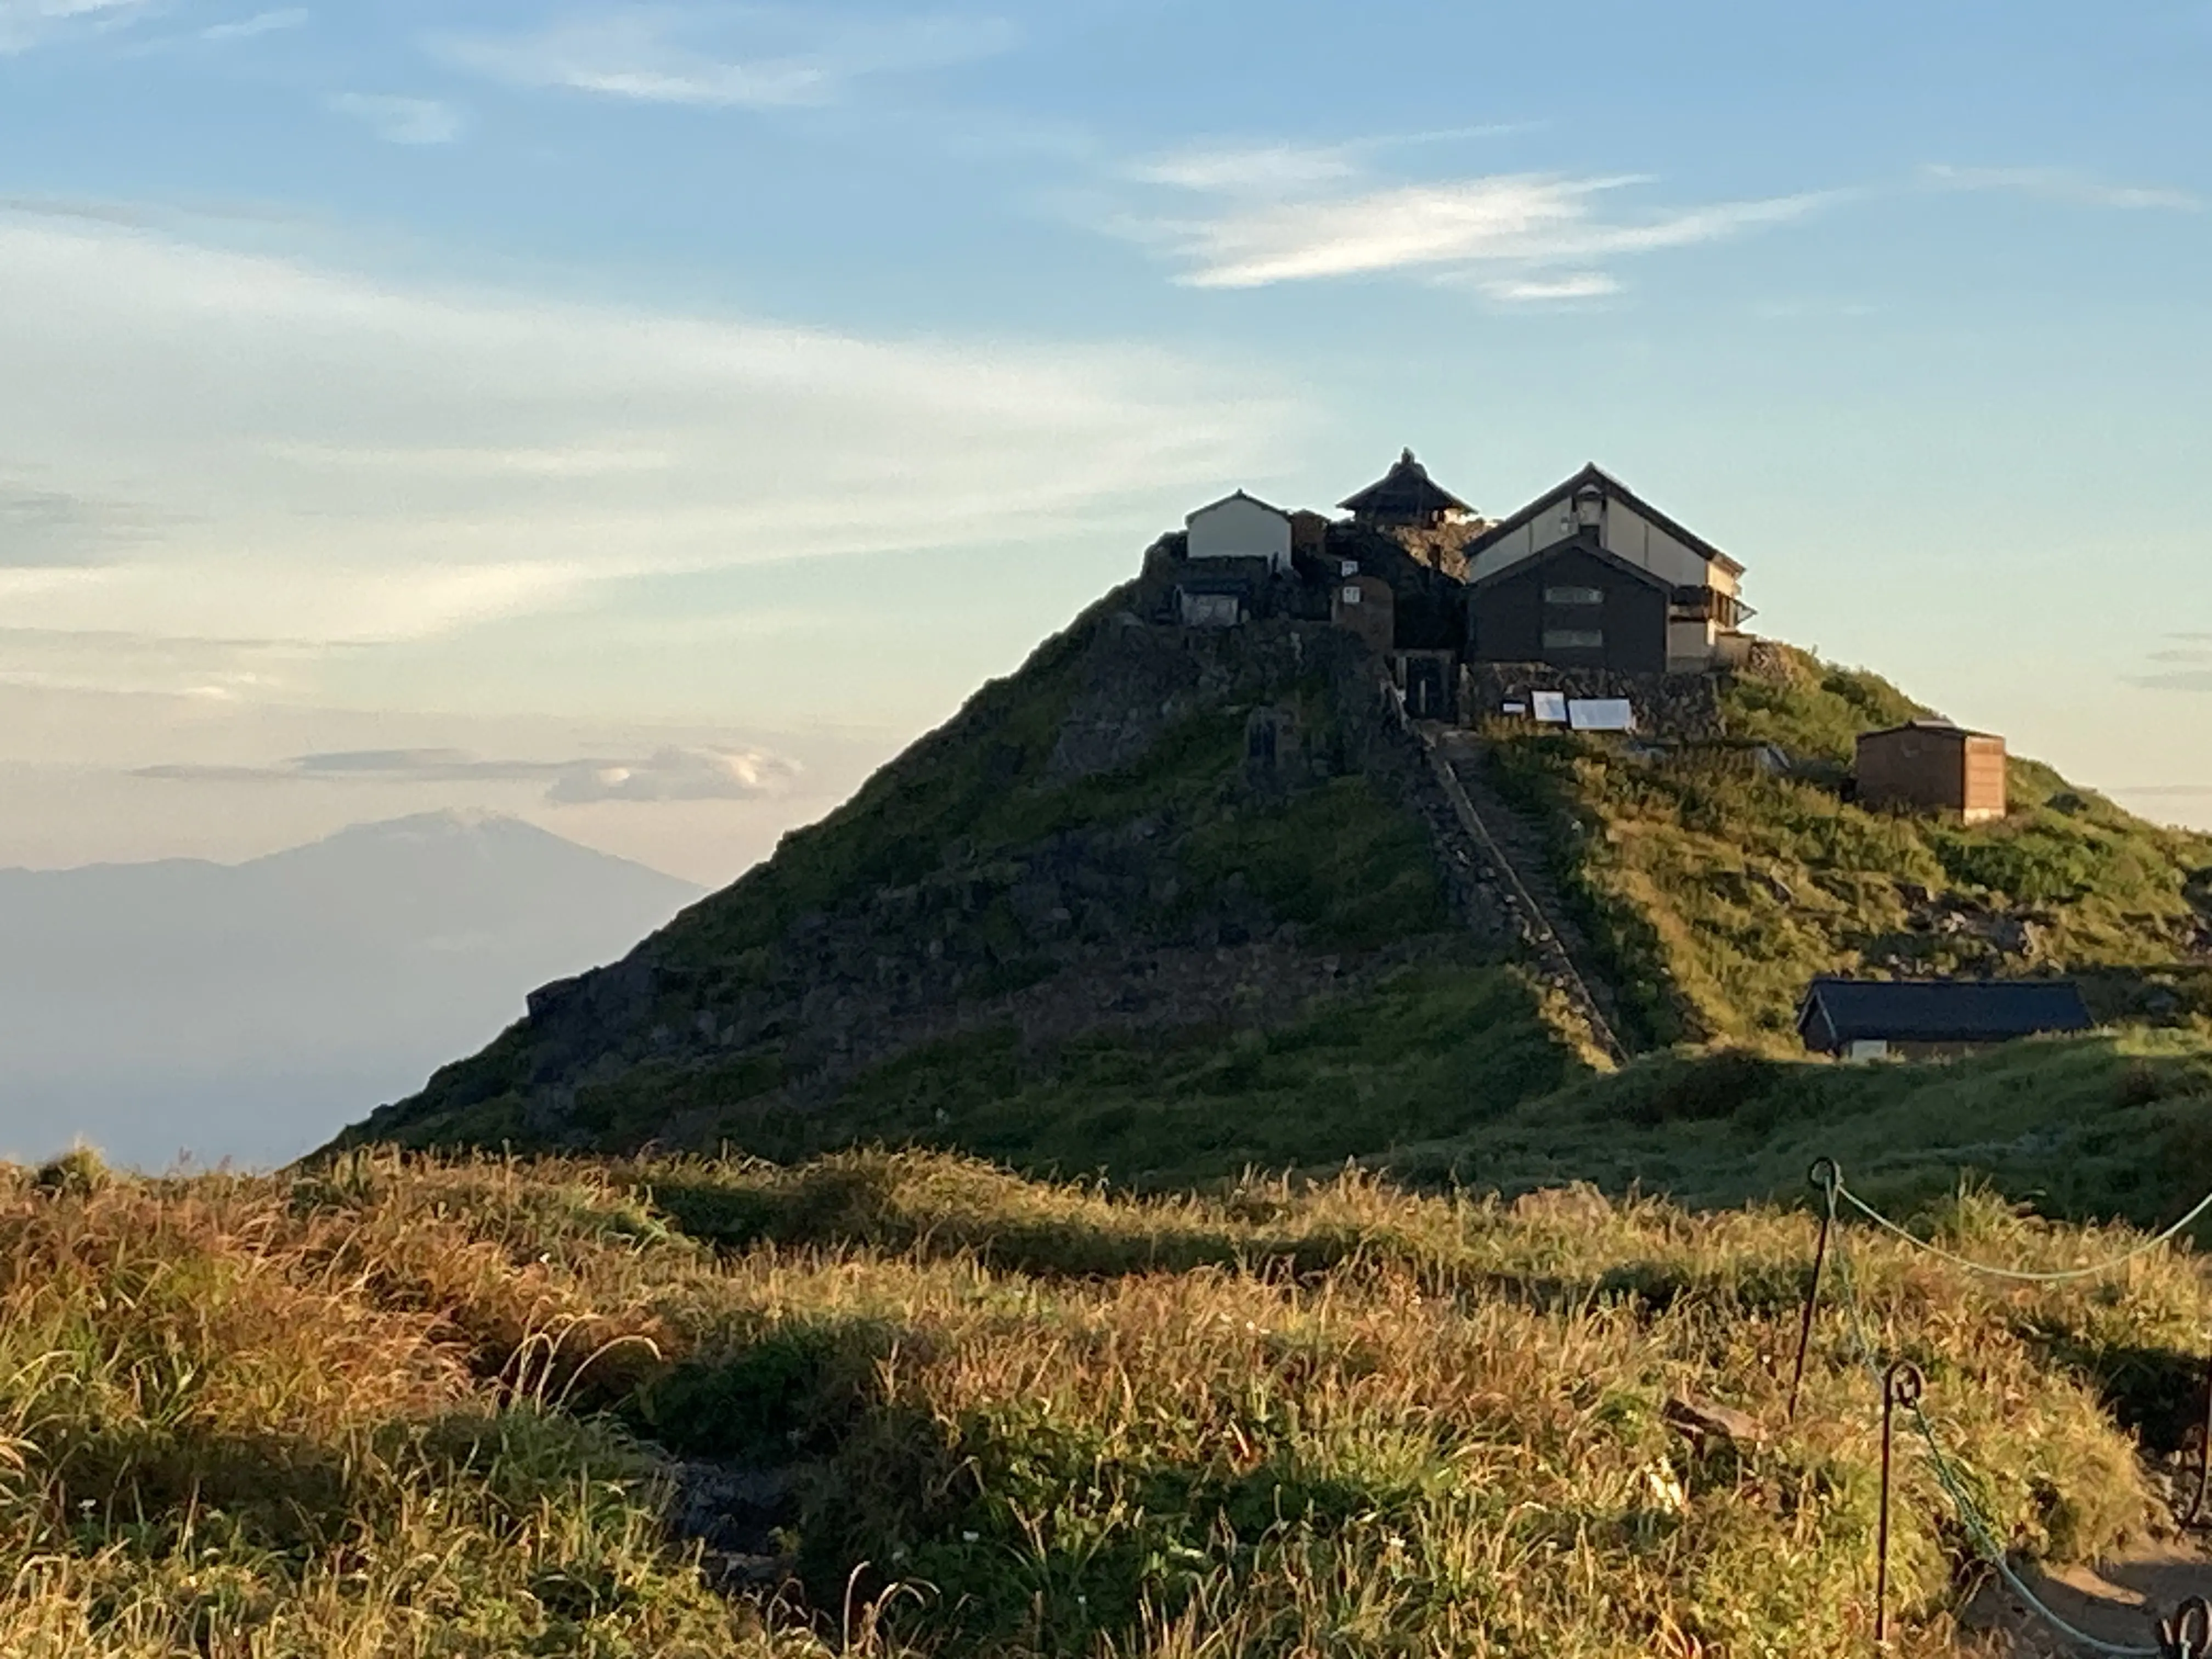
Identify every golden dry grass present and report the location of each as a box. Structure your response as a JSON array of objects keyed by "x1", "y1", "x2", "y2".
[{"x1": 0, "y1": 1147, "x2": 2203, "y2": 1656}]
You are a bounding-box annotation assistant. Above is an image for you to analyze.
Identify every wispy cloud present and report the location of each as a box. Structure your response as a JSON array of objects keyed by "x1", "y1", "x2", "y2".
[
  {"x1": 0, "y1": 0, "x2": 149, "y2": 53},
  {"x1": 0, "y1": 212, "x2": 1287, "y2": 661},
  {"x1": 1922, "y1": 164, "x2": 2201, "y2": 212},
  {"x1": 431, "y1": 8, "x2": 1014, "y2": 108},
  {"x1": 1131, "y1": 143, "x2": 1364, "y2": 196},
  {"x1": 0, "y1": 477, "x2": 166, "y2": 567},
  {"x1": 1124, "y1": 163, "x2": 1832, "y2": 294},
  {"x1": 548, "y1": 747, "x2": 802, "y2": 804},
  {"x1": 201, "y1": 8, "x2": 306, "y2": 41},
  {"x1": 329, "y1": 93, "x2": 465, "y2": 146},
  {"x1": 1480, "y1": 272, "x2": 1621, "y2": 304},
  {"x1": 2126, "y1": 633, "x2": 2212, "y2": 692},
  {"x1": 136, "y1": 744, "x2": 804, "y2": 804}
]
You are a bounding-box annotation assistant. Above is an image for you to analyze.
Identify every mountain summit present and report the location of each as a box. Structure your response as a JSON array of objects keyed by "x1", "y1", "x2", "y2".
[{"x1": 347, "y1": 522, "x2": 2212, "y2": 1189}]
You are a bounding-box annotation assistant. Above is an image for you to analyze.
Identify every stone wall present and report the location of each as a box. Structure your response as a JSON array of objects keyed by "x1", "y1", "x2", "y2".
[{"x1": 1459, "y1": 662, "x2": 1726, "y2": 741}]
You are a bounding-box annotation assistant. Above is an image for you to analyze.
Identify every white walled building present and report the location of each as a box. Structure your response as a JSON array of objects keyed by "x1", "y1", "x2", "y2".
[{"x1": 1186, "y1": 491, "x2": 1294, "y2": 574}]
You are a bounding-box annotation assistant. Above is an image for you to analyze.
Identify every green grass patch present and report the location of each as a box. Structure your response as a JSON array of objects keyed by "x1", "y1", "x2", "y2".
[
  {"x1": 706, "y1": 966, "x2": 1573, "y2": 1188},
  {"x1": 1485, "y1": 645, "x2": 2212, "y2": 1045}
]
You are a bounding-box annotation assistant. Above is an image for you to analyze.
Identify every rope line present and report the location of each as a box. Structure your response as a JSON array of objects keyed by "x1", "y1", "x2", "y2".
[
  {"x1": 1824, "y1": 1194, "x2": 2162, "y2": 1656},
  {"x1": 1833, "y1": 1177, "x2": 2212, "y2": 1285}
]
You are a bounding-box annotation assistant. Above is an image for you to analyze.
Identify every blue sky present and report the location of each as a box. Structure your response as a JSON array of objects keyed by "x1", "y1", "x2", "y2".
[{"x1": 2, "y1": 0, "x2": 2209, "y2": 881}]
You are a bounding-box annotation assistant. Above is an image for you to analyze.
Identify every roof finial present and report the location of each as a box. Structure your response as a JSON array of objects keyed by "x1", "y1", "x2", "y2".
[{"x1": 1400, "y1": 447, "x2": 1416, "y2": 466}]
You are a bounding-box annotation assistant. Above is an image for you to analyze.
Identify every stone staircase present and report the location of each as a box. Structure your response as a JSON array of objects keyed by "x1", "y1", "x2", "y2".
[{"x1": 1421, "y1": 726, "x2": 1634, "y2": 1065}]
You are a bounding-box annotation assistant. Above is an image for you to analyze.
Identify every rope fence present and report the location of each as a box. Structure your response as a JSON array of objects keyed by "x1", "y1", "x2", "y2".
[{"x1": 1791, "y1": 1156, "x2": 2212, "y2": 1655}]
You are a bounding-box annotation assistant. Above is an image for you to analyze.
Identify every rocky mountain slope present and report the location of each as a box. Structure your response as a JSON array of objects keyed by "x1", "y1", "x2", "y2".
[{"x1": 346, "y1": 590, "x2": 1575, "y2": 1179}]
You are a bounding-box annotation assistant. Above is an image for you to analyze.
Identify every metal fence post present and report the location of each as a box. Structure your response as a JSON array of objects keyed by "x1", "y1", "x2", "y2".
[
  {"x1": 2183, "y1": 1357, "x2": 2212, "y2": 1530},
  {"x1": 2158, "y1": 1594, "x2": 2211, "y2": 1657},
  {"x1": 1875, "y1": 1359, "x2": 1924, "y2": 1649},
  {"x1": 1788, "y1": 1158, "x2": 1841, "y2": 1423}
]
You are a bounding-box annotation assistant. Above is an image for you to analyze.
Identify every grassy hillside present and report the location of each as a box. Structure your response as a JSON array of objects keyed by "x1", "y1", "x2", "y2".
[
  {"x1": 694, "y1": 963, "x2": 1573, "y2": 1186},
  {"x1": 1385, "y1": 1026, "x2": 2212, "y2": 1228},
  {"x1": 1485, "y1": 645, "x2": 2212, "y2": 1047},
  {"x1": 352, "y1": 614, "x2": 2212, "y2": 1204},
  {"x1": 9, "y1": 1146, "x2": 2210, "y2": 1656}
]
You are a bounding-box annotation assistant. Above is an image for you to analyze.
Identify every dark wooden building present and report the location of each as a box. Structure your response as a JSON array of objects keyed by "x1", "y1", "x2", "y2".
[
  {"x1": 1339, "y1": 449, "x2": 1476, "y2": 529},
  {"x1": 1464, "y1": 536, "x2": 1671, "y2": 674},
  {"x1": 1796, "y1": 976, "x2": 2091, "y2": 1060},
  {"x1": 1856, "y1": 722, "x2": 2008, "y2": 823},
  {"x1": 1462, "y1": 464, "x2": 1751, "y2": 673}
]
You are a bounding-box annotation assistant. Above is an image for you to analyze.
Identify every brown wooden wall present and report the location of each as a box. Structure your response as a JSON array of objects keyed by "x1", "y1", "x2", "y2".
[
  {"x1": 1961, "y1": 735, "x2": 2008, "y2": 821},
  {"x1": 1857, "y1": 727, "x2": 2008, "y2": 819}
]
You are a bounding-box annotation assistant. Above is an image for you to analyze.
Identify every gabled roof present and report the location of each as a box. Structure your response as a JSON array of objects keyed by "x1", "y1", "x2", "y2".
[
  {"x1": 1338, "y1": 449, "x2": 1475, "y2": 519},
  {"x1": 1465, "y1": 530, "x2": 1674, "y2": 595},
  {"x1": 1858, "y1": 720, "x2": 2001, "y2": 744},
  {"x1": 1465, "y1": 464, "x2": 1746, "y2": 577},
  {"x1": 1796, "y1": 977, "x2": 2091, "y2": 1047},
  {"x1": 1186, "y1": 489, "x2": 1290, "y2": 525}
]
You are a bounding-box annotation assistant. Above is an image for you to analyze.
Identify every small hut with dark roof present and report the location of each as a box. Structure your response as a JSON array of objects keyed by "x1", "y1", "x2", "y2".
[
  {"x1": 1339, "y1": 449, "x2": 1476, "y2": 529},
  {"x1": 1797, "y1": 976, "x2": 2091, "y2": 1060}
]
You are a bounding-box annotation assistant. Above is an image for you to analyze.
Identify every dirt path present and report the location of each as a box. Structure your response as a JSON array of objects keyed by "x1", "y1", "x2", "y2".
[{"x1": 1965, "y1": 1546, "x2": 2212, "y2": 1656}]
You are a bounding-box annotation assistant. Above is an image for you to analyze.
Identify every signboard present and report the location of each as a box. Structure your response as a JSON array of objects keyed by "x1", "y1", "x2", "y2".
[
  {"x1": 1531, "y1": 691, "x2": 1569, "y2": 725},
  {"x1": 1567, "y1": 698, "x2": 1636, "y2": 732}
]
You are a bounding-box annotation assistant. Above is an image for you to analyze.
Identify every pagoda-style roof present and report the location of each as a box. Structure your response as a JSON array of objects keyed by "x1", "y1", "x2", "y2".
[{"x1": 1338, "y1": 449, "x2": 1475, "y2": 526}]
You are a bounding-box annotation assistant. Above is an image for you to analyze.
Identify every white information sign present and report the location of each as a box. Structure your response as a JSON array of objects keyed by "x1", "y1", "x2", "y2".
[
  {"x1": 1531, "y1": 691, "x2": 1569, "y2": 725},
  {"x1": 1567, "y1": 698, "x2": 1636, "y2": 732}
]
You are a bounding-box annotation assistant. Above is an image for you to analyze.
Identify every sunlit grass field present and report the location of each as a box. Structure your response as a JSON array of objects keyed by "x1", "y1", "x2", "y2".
[{"x1": 7, "y1": 1145, "x2": 2209, "y2": 1656}]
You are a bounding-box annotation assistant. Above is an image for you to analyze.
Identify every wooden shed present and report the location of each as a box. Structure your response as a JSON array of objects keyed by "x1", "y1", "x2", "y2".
[
  {"x1": 1855, "y1": 721, "x2": 2007, "y2": 823},
  {"x1": 1797, "y1": 976, "x2": 2091, "y2": 1060}
]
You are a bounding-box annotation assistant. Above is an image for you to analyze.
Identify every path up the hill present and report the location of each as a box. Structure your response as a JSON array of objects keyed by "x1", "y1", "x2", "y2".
[{"x1": 1421, "y1": 725, "x2": 1633, "y2": 1065}]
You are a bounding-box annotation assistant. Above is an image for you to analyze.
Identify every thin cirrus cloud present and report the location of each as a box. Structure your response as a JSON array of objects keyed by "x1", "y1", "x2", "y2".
[
  {"x1": 328, "y1": 93, "x2": 465, "y2": 146},
  {"x1": 429, "y1": 8, "x2": 1015, "y2": 108},
  {"x1": 2131, "y1": 633, "x2": 2212, "y2": 692},
  {"x1": 1480, "y1": 272, "x2": 1622, "y2": 304},
  {"x1": 0, "y1": 478, "x2": 165, "y2": 567},
  {"x1": 1118, "y1": 144, "x2": 1835, "y2": 296},
  {"x1": 201, "y1": 8, "x2": 307, "y2": 41},
  {"x1": 0, "y1": 0, "x2": 148, "y2": 54},
  {"x1": 134, "y1": 745, "x2": 804, "y2": 804},
  {"x1": 1921, "y1": 163, "x2": 2201, "y2": 212}
]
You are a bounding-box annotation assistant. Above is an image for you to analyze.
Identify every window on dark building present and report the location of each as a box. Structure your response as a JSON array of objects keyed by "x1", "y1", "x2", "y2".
[
  {"x1": 1544, "y1": 585, "x2": 1605, "y2": 606},
  {"x1": 1543, "y1": 628, "x2": 1604, "y2": 650}
]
